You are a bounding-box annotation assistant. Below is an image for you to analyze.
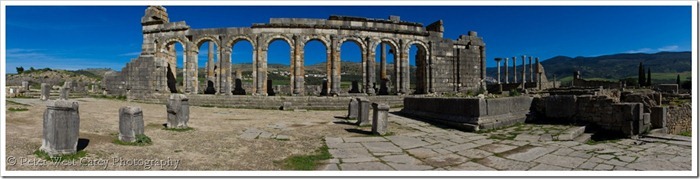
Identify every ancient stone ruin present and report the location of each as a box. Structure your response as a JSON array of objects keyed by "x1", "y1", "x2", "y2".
[
  {"x1": 166, "y1": 94, "x2": 190, "y2": 129},
  {"x1": 356, "y1": 98, "x2": 371, "y2": 126},
  {"x1": 119, "y1": 106, "x2": 145, "y2": 143},
  {"x1": 105, "y1": 6, "x2": 487, "y2": 99},
  {"x1": 40, "y1": 83, "x2": 50, "y2": 101},
  {"x1": 371, "y1": 102, "x2": 390, "y2": 135},
  {"x1": 41, "y1": 100, "x2": 80, "y2": 156}
]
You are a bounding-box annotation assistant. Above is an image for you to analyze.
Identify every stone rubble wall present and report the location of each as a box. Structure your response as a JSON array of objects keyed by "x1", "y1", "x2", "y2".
[
  {"x1": 131, "y1": 94, "x2": 404, "y2": 110},
  {"x1": 572, "y1": 78, "x2": 622, "y2": 89},
  {"x1": 532, "y1": 94, "x2": 650, "y2": 136},
  {"x1": 666, "y1": 103, "x2": 691, "y2": 135}
]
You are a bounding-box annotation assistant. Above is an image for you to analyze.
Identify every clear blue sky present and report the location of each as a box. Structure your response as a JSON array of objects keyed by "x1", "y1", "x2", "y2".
[{"x1": 5, "y1": 6, "x2": 692, "y2": 73}]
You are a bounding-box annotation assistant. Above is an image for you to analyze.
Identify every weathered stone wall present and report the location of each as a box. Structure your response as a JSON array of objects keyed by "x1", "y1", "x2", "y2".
[
  {"x1": 572, "y1": 78, "x2": 621, "y2": 89},
  {"x1": 666, "y1": 103, "x2": 691, "y2": 134},
  {"x1": 102, "y1": 71, "x2": 126, "y2": 96},
  {"x1": 401, "y1": 96, "x2": 532, "y2": 131},
  {"x1": 532, "y1": 94, "x2": 650, "y2": 136},
  {"x1": 131, "y1": 94, "x2": 404, "y2": 110}
]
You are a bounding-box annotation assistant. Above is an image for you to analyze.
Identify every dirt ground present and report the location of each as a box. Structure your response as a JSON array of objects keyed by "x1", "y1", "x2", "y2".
[{"x1": 5, "y1": 97, "x2": 397, "y2": 170}]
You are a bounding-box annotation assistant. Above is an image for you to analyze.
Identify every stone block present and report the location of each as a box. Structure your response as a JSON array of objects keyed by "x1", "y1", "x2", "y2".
[
  {"x1": 650, "y1": 106, "x2": 667, "y2": 130},
  {"x1": 41, "y1": 83, "x2": 50, "y2": 101},
  {"x1": 372, "y1": 103, "x2": 390, "y2": 135},
  {"x1": 166, "y1": 94, "x2": 189, "y2": 128},
  {"x1": 41, "y1": 100, "x2": 80, "y2": 156},
  {"x1": 356, "y1": 98, "x2": 371, "y2": 126},
  {"x1": 657, "y1": 84, "x2": 679, "y2": 94},
  {"x1": 59, "y1": 87, "x2": 70, "y2": 100},
  {"x1": 613, "y1": 103, "x2": 642, "y2": 136},
  {"x1": 119, "y1": 106, "x2": 144, "y2": 143},
  {"x1": 545, "y1": 95, "x2": 577, "y2": 118},
  {"x1": 347, "y1": 98, "x2": 358, "y2": 119},
  {"x1": 21, "y1": 81, "x2": 29, "y2": 91},
  {"x1": 282, "y1": 102, "x2": 293, "y2": 111}
]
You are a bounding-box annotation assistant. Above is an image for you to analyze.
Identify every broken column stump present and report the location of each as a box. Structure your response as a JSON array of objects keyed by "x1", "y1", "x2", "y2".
[
  {"x1": 372, "y1": 102, "x2": 390, "y2": 135},
  {"x1": 59, "y1": 87, "x2": 70, "y2": 100},
  {"x1": 356, "y1": 98, "x2": 371, "y2": 126},
  {"x1": 40, "y1": 83, "x2": 50, "y2": 101},
  {"x1": 347, "y1": 98, "x2": 358, "y2": 119},
  {"x1": 41, "y1": 100, "x2": 80, "y2": 156},
  {"x1": 119, "y1": 106, "x2": 144, "y2": 142},
  {"x1": 166, "y1": 94, "x2": 190, "y2": 129}
]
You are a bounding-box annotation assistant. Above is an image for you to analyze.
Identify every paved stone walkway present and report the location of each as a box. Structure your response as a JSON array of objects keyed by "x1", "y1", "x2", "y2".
[{"x1": 321, "y1": 113, "x2": 691, "y2": 171}]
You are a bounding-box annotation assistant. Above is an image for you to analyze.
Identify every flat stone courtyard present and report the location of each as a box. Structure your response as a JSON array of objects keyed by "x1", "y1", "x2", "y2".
[{"x1": 5, "y1": 98, "x2": 691, "y2": 171}]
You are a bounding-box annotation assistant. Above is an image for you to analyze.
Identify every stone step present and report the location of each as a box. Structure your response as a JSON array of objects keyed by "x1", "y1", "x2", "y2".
[
  {"x1": 573, "y1": 133, "x2": 592, "y2": 143},
  {"x1": 555, "y1": 126, "x2": 586, "y2": 141}
]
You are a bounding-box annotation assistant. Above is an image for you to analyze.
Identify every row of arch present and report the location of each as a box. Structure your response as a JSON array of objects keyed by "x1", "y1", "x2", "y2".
[{"x1": 155, "y1": 33, "x2": 432, "y2": 96}]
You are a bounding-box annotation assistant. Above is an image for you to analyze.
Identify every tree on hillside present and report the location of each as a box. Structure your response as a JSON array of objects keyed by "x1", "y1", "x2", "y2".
[
  {"x1": 646, "y1": 68, "x2": 651, "y2": 86},
  {"x1": 677, "y1": 74, "x2": 681, "y2": 86},
  {"x1": 15, "y1": 66, "x2": 24, "y2": 74},
  {"x1": 638, "y1": 62, "x2": 645, "y2": 87}
]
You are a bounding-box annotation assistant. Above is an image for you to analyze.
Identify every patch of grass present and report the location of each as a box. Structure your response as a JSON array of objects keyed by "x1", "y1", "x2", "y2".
[
  {"x1": 679, "y1": 131, "x2": 691, "y2": 137},
  {"x1": 7, "y1": 107, "x2": 28, "y2": 112},
  {"x1": 6, "y1": 100, "x2": 30, "y2": 106},
  {"x1": 113, "y1": 134, "x2": 153, "y2": 146},
  {"x1": 33, "y1": 150, "x2": 87, "y2": 162},
  {"x1": 163, "y1": 127, "x2": 195, "y2": 132},
  {"x1": 279, "y1": 144, "x2": 332, "y2": 170}
]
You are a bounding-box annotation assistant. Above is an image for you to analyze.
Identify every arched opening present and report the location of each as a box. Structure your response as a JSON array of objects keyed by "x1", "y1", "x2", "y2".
[
  {"x1": 164, "y1": 41, "x2": 185, "y2": 93},
  {"x1": 303, "y1": 39, "x2": 328, "y2": 96},
  {"x1": 197, "y1": 41, "x2": 219, "y2": 94},
  {"x1": 267, "y1": 39, "x2": 292, "y2": 96},
  {"x1": 230, "y1": 39, "x2": 254, "y2": 95},
  {"x1": 374, "y1": 42, "x2": 397, "y2": 95},
  {"x1": 408, "y1": 43, "x2": 429, "y2": 94},
  {"x1": 340, "y1": 40, "x2": 363, "y2": 94}
]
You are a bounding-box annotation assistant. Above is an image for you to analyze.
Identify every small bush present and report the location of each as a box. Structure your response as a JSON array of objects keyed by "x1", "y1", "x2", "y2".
[{"x1": 509, "y1": 89, "x2": 521, "y2": 96}]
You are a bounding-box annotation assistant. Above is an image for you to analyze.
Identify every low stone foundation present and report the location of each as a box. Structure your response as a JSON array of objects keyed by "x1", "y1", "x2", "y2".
[
  {"x1": 130, "y1": 93, "x2": 404, "y2": 110},
  {"x1": 400, "y1": 96, "x2": 533, "y2": 131}
]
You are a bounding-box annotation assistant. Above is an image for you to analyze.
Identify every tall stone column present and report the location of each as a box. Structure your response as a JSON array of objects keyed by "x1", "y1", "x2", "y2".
[
  {"x1": 495, "y1": 58, "x2": 502, "y2": 84},
  {"x1": 504, "y1": 58, "x2": 509, "y2": 83},
  {"x1": 221, "y1": 48, "x2": 232, "y2": 95},
  {"x1": 207, "y1": 42, "x2": 214, "y2": 86},
  {"x1": 366, "y1": 40, "x2": 376, "y2": 94},
  {"x1": 330, "y1": 36, "x2": 340, "y2": 95},
  {"x1": 512, "y1": 56, "x2": 517, "y2": 83},
  {"x1": 380, "y1": 43, "x2": 387, "y2": 79},
  {"x1": 536, "y1": 57, "x2": 542, "y2": 90},
  {"x1": 521, "y1": 55, "x2": 526, "y2": 87},
  {"x1": 294, "y1": 36, "x2": 304, "y2": 95},
  {"x1": 401, "y1": 48, "x2": 410, "y2": 94},
  {"x1": 325, "y1": 48, "x2": 332, "y2": 95},
  {"x1": 185, "y1": 43, "x2": 198, "y2": 94},
  {"x1": 257, "y1": 38, "x2": 268, "y2": 96},
  {"x1": 529, "y1": 56, "x2": 533, "y2": 82},
  {"x1": 393, "y1": 47, "x2": 399, "y2": 94}
]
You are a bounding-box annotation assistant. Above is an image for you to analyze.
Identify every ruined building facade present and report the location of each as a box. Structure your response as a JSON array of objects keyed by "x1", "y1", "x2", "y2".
[{"x1": 107, "y1": 6, "x2": 487, "y2": 98}]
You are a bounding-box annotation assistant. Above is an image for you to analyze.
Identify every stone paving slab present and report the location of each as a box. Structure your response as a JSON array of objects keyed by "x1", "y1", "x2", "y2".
[
  {"x1": 362, "y1": 142, "x2": 403, "y2": 153},
  {"x1": 324, "y1": 112, "x2": 692, "y2": 171}
]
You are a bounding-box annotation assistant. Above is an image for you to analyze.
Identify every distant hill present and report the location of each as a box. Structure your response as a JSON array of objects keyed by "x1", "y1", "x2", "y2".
[{"x1": 486, "y1": 51, "x2": 691, "y2": 84}]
